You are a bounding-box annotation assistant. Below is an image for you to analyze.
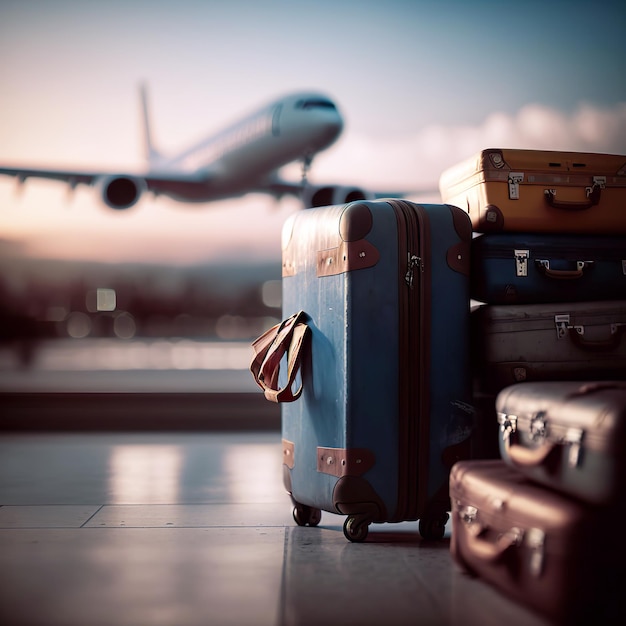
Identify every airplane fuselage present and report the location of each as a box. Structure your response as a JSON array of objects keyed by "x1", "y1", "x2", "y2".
[
  {"x1": 148, "y1": 92, "x2": 344, "y2": 202},
  {"x1": 1, "y1": 88, "x2": 388, "y2": 211}
]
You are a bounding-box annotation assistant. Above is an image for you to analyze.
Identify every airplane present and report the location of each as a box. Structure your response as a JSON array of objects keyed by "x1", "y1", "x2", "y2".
[{"x1": 0, "y1": 87, "x2": 405, "y2": 211}]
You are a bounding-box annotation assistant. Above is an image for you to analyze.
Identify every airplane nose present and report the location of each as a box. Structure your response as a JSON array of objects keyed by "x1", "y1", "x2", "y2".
[{"x1": 320, "y1": 111, "x2": 343, "y2": 145}]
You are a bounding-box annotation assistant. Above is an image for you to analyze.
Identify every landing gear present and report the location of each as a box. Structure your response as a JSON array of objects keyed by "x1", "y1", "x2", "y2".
[
  {"x1": 292, "y1": 503, "x2": 322, "y2": 527},
  {"x1": 300, "y1": 154, "x2": 313, "y2": 185}
]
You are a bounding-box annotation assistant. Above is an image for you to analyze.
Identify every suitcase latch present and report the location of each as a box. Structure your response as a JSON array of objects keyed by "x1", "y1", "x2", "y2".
[
  {"x1": 508, "y1": 172, "x2": 524, "y2": 200},
  {"x1": 514, "y1": 249, "x2": 529, "y2": 277},
  {"x1": 526, "y1": 528, "x2": 545, "y2": 577},
  {"x1": 529, "y1": 412, "x2": 547, "y2": 442},
  {"x1": 459, "y1": 504, "x2": 477, "y2": 525},
  {"x1": 554, "y1": 314, "x2": 584, "y2": 339},
  {"x1": 587, "y1": 176, "x2": 606, "y2": 196},
  {"x1": 563, "y1": 427, "x2": 584, "y2": 468},
  {"x1": 497, "y1": 412, "x2": 517, "y2": 438}
]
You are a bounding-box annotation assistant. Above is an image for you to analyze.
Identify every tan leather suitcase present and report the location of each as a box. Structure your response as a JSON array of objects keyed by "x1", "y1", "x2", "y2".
[
  {"x1": 439, "y1": 148, "x2": 626, "y2": 233},
  {"x1": 450, "y1": 459, "x2": 626, "y2": 623}
]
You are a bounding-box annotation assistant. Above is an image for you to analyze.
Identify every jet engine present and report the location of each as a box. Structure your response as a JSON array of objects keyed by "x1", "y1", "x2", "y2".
[
  {"x1": 98, "y1": 175, "x2": 146, "y2": 210},
  {"x1": 303, "y1": 185, "x2": 374, "y2": 208}
]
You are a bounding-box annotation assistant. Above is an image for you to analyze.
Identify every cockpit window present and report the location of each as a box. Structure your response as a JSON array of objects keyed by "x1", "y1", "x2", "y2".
[{"x1": 295, "y1": 99, "x2": 336, "y2": 110}]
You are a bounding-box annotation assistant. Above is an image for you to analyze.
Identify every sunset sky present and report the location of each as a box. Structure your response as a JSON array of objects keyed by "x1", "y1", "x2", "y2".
[{"x1": 1, "y1": 0, "x2": 625, "y2": 264}]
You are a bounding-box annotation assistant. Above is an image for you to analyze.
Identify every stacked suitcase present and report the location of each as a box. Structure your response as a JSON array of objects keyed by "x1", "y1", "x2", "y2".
[{"x1": 440, "y1": 148, "x2": 626, "y2": 622}]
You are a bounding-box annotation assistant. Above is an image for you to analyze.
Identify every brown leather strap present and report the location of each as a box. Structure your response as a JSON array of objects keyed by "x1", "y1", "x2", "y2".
[{"x1": 250, "y1": 311, "x2": 310, "y2": 403}]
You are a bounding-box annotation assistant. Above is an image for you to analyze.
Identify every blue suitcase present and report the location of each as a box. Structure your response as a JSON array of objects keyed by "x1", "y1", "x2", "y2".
[
  {"x1": 471, "y1": 232, "x2": 626, "y2": 304},
  {"x1": 266, "y1": 200, "x2": 474, "y2": 541}
]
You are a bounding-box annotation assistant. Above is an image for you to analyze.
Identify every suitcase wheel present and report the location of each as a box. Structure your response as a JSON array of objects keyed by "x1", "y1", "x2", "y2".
[
  {"x1": 343, "y1": 515, "x2": 370, "y2": 543},
  {"x1": 292, "y1": 503, "x2": 322, "y2": 527},
  {"x1": 418, "y1": 512, "x2": 449, "y2": 541}
]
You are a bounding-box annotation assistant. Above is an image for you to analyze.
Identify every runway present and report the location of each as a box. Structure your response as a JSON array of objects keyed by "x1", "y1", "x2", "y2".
[{"x1": 0, "y1": 338, "x2": 279, "y2": 431}]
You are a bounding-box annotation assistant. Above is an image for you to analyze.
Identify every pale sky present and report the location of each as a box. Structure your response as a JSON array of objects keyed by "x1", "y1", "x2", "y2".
[{"x1": 1, "y1": 0, "x2": 625, "y2": 264}]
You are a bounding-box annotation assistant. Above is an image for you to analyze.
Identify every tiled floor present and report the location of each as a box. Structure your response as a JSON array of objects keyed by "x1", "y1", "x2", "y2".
[{"x1": 0, "y1": 431, "x2": 555, "y2": 626}]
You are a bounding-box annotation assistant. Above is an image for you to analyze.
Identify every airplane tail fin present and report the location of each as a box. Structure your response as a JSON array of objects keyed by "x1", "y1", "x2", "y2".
[{"x1": 140, "y1": 83, "x2": 161, "y2": 166}]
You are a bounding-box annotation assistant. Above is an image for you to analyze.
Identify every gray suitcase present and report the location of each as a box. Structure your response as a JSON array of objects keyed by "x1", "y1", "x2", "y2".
[
  {"x1": 472, "y1": 299, "x2": 626, "y2": 394},
  {"x1": 496, "y1": 381, "x2": 626, "y2": 506}
]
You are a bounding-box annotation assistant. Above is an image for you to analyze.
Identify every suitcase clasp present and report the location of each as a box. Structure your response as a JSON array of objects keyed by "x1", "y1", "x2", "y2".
[
  {"x1": 514, "y1": 249, "x2": 529, "y2": 277},
  {"x1": 586, "y1": 176, "x2": 606, "y2": 196},
  {"x1": 497, "y1": 412, "x2": 517, "y2": 439},
  {"x1": 529, "y1": 412, "x2": 547, "y2": 442},
  {"x1": 508, "y1": 173, "x2": 524, "y2": 200},
  {"x1": 459, "y1": 504, "x2": 478, "y2": 525},
  {"x1": 554, "y1": 314, "x2": 584, "y2": 339},
  {"x1": 563, "y1": 427, "x2": 584, "y2": 468},
  {"x1": 526, "y1": 528, "x2": 545, "y2": 577}
]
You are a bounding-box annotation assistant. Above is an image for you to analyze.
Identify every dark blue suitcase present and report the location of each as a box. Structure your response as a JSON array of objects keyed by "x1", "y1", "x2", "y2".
[
  {"x1": 276, "y1": 199, "x2": 474, "y2": 541},
  {"x1": 471, "y1": 232, "x2": 626, "y2": 304}
]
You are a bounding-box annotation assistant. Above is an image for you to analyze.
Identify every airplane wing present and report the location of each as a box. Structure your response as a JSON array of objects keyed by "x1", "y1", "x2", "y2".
[
  {"x1": 262, "y1": 177, "x2": 435, "y2": 208},
  {"x1": 0, "y1": 166, "x2": 98, "y2": 187},
  {"x1": 0, "y1": 165, "x2": 214, "y2": 209},
  {"x1": 0, "y1": 166, "x2": 208, "y2": 190},
  {"x1": 0, "y1": 166, "x2": 437, "y2": 210}
]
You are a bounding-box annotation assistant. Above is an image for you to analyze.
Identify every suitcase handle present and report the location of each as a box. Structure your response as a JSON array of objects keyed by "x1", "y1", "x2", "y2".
[
  {"x1": 250, "y1": 311, "x2": 310, "y2": 403},
  {"x1": 543, "y1": 183, "x2": 601, "y2": 211},
  {"x1": 567, "y1": 323, "x2": 625, "y2": 352},
  {"x1": 503, "y1": 435, "x2": 556, "y2": 468},
  {"x1": 461, "y1": 523, "x2": 522, "y2": 563},
  {"x1": 535, "y1": 259, "x2": 593, "y2": 280}
]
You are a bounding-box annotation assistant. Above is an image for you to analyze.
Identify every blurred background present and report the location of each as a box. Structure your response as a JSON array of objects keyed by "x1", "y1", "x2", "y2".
[{"x1": 1, "y1": 0, "x2": 625, "y2": 407}]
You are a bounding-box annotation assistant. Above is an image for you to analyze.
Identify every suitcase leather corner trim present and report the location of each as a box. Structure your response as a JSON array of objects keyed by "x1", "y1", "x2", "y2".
[
  {"x1": 282, "y1": 438, "x2": 295, "y2": 470},
  {"x1": 316, "y1": 446, "x2": 375, "y2": 477},
  {"x1": 317, "y1": 239, "x2": 380, "y2": 277},
  {"x1": 282, "y1": 201, "x2": 381, "y2": 277}
]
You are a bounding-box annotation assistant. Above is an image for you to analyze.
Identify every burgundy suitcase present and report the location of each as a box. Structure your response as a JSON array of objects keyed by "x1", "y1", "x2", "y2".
[
  {"x1": 450, "y1": 459, "x2": 625, "y2": 623},
  {"x1": 496, "y1": 381, "x2": 626, "y2": 506}
]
